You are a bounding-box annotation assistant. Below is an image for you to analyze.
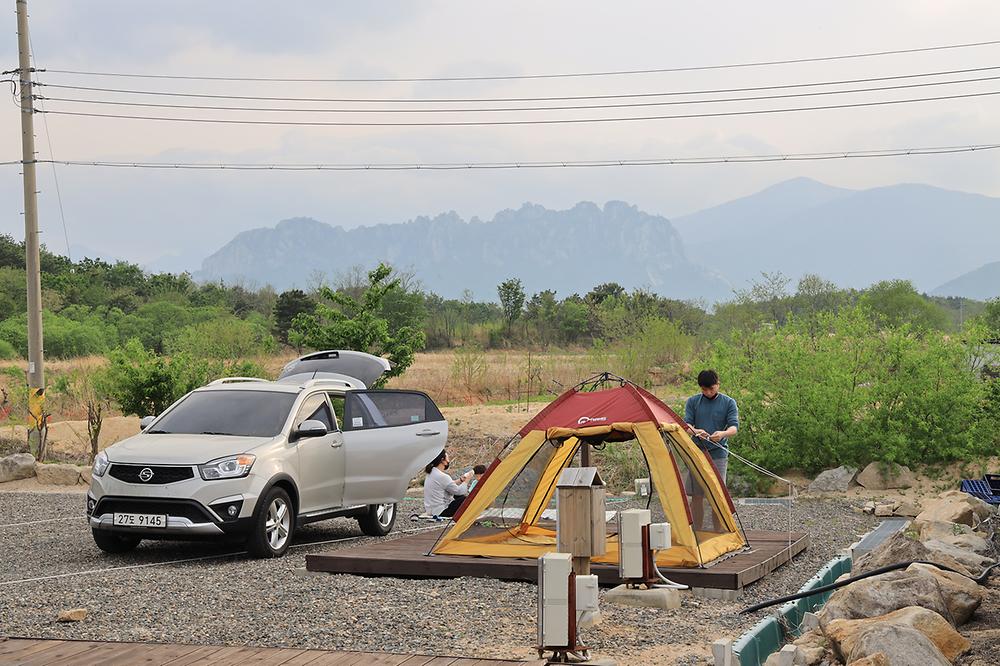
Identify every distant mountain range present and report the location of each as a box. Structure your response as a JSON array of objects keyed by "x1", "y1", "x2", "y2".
[
  {"x1": 195, "y1": 202, "x2": 733, "y2": 302},
  {"x1": 194, "y1": 178, "x2": 1000, "y2": 303}
]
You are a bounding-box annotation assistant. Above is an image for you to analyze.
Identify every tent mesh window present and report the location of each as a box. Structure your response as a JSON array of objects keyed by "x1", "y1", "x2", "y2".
[
  {"x1": 482, "y1": 438, "x2": 575, "y2": 535},
  {"x1": 665, "y1": 435, "x2": 731, "y2": 539}
]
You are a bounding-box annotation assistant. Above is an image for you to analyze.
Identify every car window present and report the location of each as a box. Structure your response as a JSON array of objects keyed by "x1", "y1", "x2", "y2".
[
  {"x1": 149, "y1": 390, "x2": 297, "y2": 438},
  {"x1": 327, "y1": 394, "x2": 345, "y2": 429},
  {"x1": 295, "y1": 393, "x2": 335, "y2": 431},
  {"x1": 344, "y1": 391, "x2": 442, "y2": 430}
]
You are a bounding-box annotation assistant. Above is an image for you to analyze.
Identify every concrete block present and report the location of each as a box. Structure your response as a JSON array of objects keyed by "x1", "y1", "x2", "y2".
[
  {"x1": 712, "y1": 639, "x2": 734, "y2": 666},
  {"x1": 690, "y1": 586, "x2": 741, "y2": 601},
  {"x1": 604, "y1": 584, "x2": 681, "y2": 609}
]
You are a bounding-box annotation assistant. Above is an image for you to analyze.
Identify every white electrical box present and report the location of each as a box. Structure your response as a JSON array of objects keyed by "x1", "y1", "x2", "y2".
[
  {"x1": 618, "y1": 509, "x2": 651, "y2": 579},
  {"x1": 649, "y1": 522, "x2": 672, "y2": 550},
  {"x1": 538, "y1": 552, "x2": 572, "y2": 648},
  {"x1": 634, "y1": 477, "x2": 650, "y2": 497},
  {"x1": 575, "y1": 574, "x2": 599, "y2": 614}
]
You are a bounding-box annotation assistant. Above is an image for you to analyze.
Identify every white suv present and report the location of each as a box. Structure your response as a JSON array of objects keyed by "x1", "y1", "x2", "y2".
[{"x1": 87, "y1": 351, "x2": 447, "y2": 557}]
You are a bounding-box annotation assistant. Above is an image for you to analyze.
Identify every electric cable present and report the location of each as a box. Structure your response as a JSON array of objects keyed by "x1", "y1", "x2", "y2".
[
  {"x1": 35, "y1": 72, "x2": 1000, "y2": 114},
  {"x1": 37, "y1": 38, "x2": 1000, "y2": 83},
  {"x1": 33, "y1": 65, "x2": 1000, "y2": 104},
  {"x1": 28, "y1": 35, "x2": 72, "y2": 260},
  {"x1": 4, "y1": 143, "x2": 997, "y2": 173},
  {"x1": 740, "y1": 558, "x2": 1000, "y2": 615},
  {"x1": 36, "y1": 88, "x2": 1000, "y2": 126}
]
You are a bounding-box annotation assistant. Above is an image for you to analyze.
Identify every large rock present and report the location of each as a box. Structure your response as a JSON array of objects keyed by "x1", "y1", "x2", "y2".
[
  {"x1": 56, "y1": 608, "x2": 88, "y2": 622},
  {"x1": 856, "y1": 462, "x2": 915, "y2": 490},
  {"x1": 852, "y1": 529, "x2": 974, "y2": 578},
  {"x1": 790, "y1": 629, "x2": 832, "y2": 665},
  {"x1": 808, "y1": 465, "x2": 858, "y2": 492},
  {"x1": 919, "y1": 519, "x2": 979, "y2": 542},
  {"x1": 849, "y1": 655, "x2": 889, "y2": 666},
  {"x1": 0, "y1": 452, "x2": 36, "y2": 482},
  {"x1": 923, "y1": 539, "x2": 995, "y2": 576},
  {"x1": 824, "y1": 606, "x2": 970, "y2": 662},
  {"x1": 34, "y1": 462, "x2": 82, "y2": 486},
  {"x1": 914, "y1": 490, "x2": 994, "y2": 528},
  {"x1": 845, "y1": 624, "x2": 950, "y2": 665},
  {"x1": 907, "y1": 563, "x2": 983, "y2": 625},
  {"x1": 820, "y1": 568, "x2": 953, "y2": 624}
]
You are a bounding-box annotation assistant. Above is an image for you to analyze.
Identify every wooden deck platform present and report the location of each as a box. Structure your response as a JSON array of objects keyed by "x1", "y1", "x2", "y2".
[
  {"x1": 306, "y1": 528, "x2": 809, "y2": 590},
  {"x1": 0, "y1": 637, "x2": 547, "y2": 666}
]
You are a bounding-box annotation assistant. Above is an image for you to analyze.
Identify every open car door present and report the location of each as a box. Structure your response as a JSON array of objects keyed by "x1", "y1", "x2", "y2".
[
  {"x1": 278, "y1": 350, "x2": 391, "y2": 388},
  {"x1": 340, "y1": 390, "x2": 447, "y2": 505}
]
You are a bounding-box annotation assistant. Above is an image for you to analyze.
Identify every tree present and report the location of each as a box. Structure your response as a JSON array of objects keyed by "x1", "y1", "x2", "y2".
[
  {"x1": 273, "y1": 290, "x2": 316, "y2": 344},
  {"x1": 290, "y1": 263, "x2": 425, "y2": 386},
  {"x1": 497, "y1": 278, "x2": 525, "y2": 336},
  {"x1": 860, "y1": 280, "x2": 950, "y2": 331}
]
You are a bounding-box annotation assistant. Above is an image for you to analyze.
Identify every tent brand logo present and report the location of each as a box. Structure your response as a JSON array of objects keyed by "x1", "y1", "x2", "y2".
[{"x1": 577, "y1": 416, "x2": 607, "y2": 425}]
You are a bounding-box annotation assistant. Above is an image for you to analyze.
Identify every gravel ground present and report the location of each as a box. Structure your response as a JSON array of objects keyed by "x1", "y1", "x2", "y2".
[{"x1": 0, "y1": 492, "x2": 878, "y2": 665}]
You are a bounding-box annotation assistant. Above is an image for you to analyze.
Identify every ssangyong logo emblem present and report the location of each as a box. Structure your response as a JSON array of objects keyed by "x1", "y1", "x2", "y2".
[
  {"x1": 138, "y1": 467, "x2": 154, "y2": 482},
  {"x1": 577, "y1": 416, "x2": 608, "y2": 425}
]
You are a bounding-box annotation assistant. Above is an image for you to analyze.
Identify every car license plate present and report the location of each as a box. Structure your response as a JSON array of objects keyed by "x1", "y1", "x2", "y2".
[{"x1": 112, "y1": 513, "x2": 167, "y2": 528}]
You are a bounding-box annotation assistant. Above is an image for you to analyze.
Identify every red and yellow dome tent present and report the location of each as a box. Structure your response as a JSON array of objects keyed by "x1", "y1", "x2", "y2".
[{"x1": 432, "y1": 373, "x2": 747, "y2": 567}]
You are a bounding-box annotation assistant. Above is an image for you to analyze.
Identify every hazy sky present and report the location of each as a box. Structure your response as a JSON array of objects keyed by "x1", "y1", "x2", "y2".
[{"x1": 1, "y1": 1, "x2": 998, "y2": 270}]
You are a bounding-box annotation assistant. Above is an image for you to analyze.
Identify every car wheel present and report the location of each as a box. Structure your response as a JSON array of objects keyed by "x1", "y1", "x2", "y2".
[
  {"x1": 92, "y1": 529, "x2": 141, "y2": 554},
  {"x1": 246, "y1": 487, "x2": 295, "y2": 558},
  {"x1": 358, "y1": 502, "x2": 396, "y2": 536}
]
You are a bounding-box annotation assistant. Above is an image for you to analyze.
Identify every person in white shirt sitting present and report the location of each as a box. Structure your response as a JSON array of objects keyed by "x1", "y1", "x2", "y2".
[{"x1": 423, "y1": 449, "x2": 473, "y2": 518}]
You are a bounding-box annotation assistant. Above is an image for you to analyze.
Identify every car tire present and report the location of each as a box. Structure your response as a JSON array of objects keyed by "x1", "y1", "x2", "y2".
[
  {"x1": 92, "y1": 529, "x2": 141, "y2": 554},
  {"x1": 358, "y1": 502, "x2": 396, "y2": 537},
  {"x1": 246, "y1": 487, "x2": 295, "y2": 558}
]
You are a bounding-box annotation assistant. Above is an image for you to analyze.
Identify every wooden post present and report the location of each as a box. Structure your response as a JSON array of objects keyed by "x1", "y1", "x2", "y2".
[{"x1": 556, "y1": 467, "x2": 606, "y2": 576}]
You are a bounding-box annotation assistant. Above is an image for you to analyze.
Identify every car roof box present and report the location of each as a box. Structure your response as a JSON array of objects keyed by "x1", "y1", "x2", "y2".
[{"x1": 277, "y1": 350, "x2": 391, "y2": 388}]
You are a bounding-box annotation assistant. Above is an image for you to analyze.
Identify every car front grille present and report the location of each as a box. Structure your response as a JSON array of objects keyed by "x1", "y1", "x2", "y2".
[
  {"x1": 93, "y1": 497, "x2": 216, "y2": 524},
  {"x1": 108, "y1": 464, "x2": 194, "y2": 484}
]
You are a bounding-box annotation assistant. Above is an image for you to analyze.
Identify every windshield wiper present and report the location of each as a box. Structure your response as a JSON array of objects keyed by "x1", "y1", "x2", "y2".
[
  {"x1": 145, "y1": 429, "x2": 170, "y2": 434},
  {"x1": 200, "y1": 431, "x2": 234, "y2": 436}
]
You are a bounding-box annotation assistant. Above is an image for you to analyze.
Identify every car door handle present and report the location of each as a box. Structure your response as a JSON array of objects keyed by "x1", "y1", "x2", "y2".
[
  {"x1": 416, "y1": 430, "x2": 441, "y2": 437},
  {"x1": 331, "y1": 440, "x2": 343, "y2": 448}
]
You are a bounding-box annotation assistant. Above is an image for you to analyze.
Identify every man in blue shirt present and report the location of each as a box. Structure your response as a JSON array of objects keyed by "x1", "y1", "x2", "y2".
[{"x1": 683, "y1": 369, "x2": 739, "y2": 530}]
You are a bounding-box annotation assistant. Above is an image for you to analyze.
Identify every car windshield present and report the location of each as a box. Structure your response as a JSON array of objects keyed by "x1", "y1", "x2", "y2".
[{"x1": 148, "y1": 390, "x2": 297, "y2": 438}]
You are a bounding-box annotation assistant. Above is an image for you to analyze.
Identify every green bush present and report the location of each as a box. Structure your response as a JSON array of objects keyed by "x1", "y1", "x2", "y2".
[
  {"x1": 0, "y1": 311, "x2": 113, "y2": 358},
  {"x1": 0, "y1": 339, "x2": 16, "y2": 360},
  {"x1": 165, "y1": 314, "x2": 276, "y2": 359},
  {"x1": 702, "y1": 306, "x2": 990, "y2": 473},
  {"x1": 105, "y1": 339, "x2": 270, "y2": 416}
]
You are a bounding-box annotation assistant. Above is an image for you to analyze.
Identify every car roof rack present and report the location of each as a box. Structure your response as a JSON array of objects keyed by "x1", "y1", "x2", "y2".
[{"x1": 207, "y1": 377, "x2": 270, "y2": 386}]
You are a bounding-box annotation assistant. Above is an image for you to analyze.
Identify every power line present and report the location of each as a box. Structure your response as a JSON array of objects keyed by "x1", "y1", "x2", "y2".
[
  {"x1": 34, "y1": 65, "x2": 1000, "y2": 104},
  {"x1": 36, "y1": 38, "x2": 1000, "y2": 83},
  {"x1": 4, "y1": 143, "x2": 996, "y2": 172},
  {"x1": 37, "y1": 89, "x2": 1000, "y2": 127},
  {"x1": 28, "y1": 35, "x2": 71, "y2": 261},
  {"x1": 35, "y1": 73, "x2": 1000, "y2": 114}
]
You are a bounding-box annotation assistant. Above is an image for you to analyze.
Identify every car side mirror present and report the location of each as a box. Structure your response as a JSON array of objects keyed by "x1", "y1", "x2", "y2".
[
  {"x1": 294, "y1": 419, "x2": 328, "y2": 440},
  {"x1": 140, "y1": 415, "x2": 156, "y2": 430}
]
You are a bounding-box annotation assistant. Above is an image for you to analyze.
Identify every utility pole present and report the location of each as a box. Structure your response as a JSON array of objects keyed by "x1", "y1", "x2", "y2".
[{"x1": 15, "y1": 0, "x2": 45, "y2": 435}]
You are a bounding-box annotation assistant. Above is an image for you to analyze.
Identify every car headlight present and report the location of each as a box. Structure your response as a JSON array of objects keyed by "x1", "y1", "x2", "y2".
[
  {"x1": 199, "y1": 454, "x2": 256, "y2": 481},
  {"x1": 92, "y1": 450, "x2": 110, "y2": 477}
]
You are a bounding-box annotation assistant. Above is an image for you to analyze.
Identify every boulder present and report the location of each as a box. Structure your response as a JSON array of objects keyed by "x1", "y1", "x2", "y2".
[
  {"x1": 919, "y1": 519, "x2": 979, "y2": 541},
  {"x1": 34, "y1": 462, "x2": 82, "y2": 486},
  {"x1": 845, "y1": 624, "x2": 950, "y2": 665},
  {"x1": 923, "y1": 539, "x2": 994, "y2": 576},
  {"x1": 852, "y1": 529, "x2": 974, "y2": 578},
  {"x1": 907, "y1": 563, "x2": 983, "y2": 625},
  {"x1": 790, "y1": 629, "x2": 829, "y2": 665},
  {"x1": 874, "y1": 504, "x2": 895, "y2": 517},
  {"x1": 808, "y1": 466, "x2": 858, "y2": 492},
  {"x1": 892, "y1": 501, "x2": 921, "y2": 518},
  {"x1": 848, "y1": 655, "x2": 889, "y2": 666},
  {"x1": 79, "y1": 466, "x2": 92, "y2": 485},
  {"x1": 820, "y1": 568, "x2": 953, "y2": 623},
  {"x1": 856, "y1": 462, "x2": 915, "y2": 490},
  {"x1": 914, "y1": 490, "x2": 994, "y2": 528},
  {"x1": 933, "y1": 531, "x2": 993, "y2": 557},
  {"x1": 0, "y1": 452, "x2": 36, "y2": 482},
  {"x1": 824, "y1": 606, "x2": 970, "y2": 662}
]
